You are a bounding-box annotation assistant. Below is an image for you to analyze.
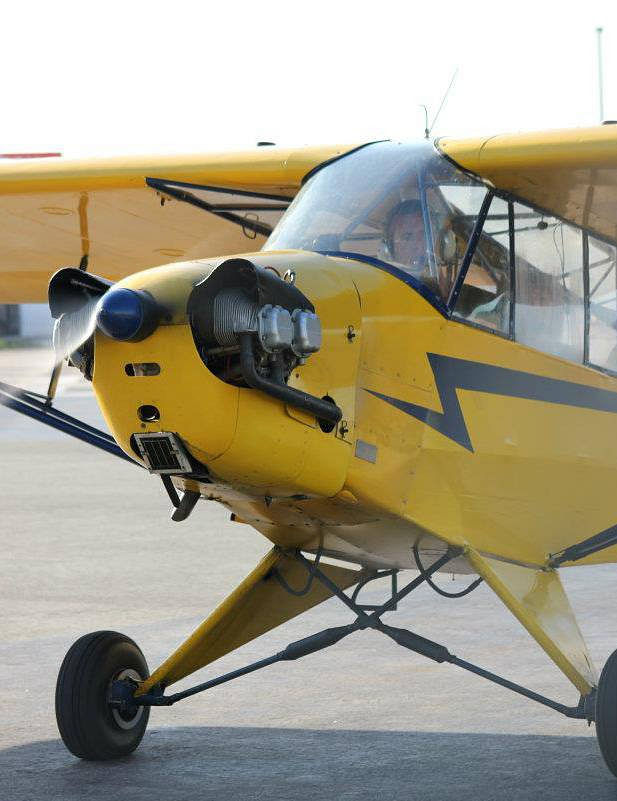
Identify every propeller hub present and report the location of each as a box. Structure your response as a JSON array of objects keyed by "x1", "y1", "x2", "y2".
[{"x1": 97, "y1": 288, "x2": 160, "y2": 342}]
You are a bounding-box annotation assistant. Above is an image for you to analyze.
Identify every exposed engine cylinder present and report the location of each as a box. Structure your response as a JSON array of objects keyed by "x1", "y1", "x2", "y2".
[
  {"x1": 188, "y1": 258, "x2": 323, "y2": 386},
  {"x1": 213, "y1": 289, "x2": 258, "y2": 347},
  {"x1": 210, "y1": 291, "x2": 321, "y2": 356}
]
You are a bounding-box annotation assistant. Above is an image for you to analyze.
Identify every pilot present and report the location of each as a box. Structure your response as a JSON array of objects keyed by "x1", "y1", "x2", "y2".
[{"x1": 384, "y1": 199, "x2": 428, "y2": 277}]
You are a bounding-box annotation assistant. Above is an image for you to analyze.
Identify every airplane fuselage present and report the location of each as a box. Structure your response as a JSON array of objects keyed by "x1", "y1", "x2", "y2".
[{"x1": 90, "y1": 249, "x2": 617, "y2": 573}]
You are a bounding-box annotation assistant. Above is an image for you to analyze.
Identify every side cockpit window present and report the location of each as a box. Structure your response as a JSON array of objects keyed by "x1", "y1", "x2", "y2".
[
  {"x1": 588, "y1": 238, "x2": 617, "y2": 371},
  {"x1": 453, "y1": 193, "x2": 617, "y2": 375},
  {"x1": 513, "y1": 206, "x2": 584, "y2": 362},
  {"x1": 452, "y1": 196, "x2": 512, "y2": 335},
  {"x1": 424, "y1": 184, "x2": 489, "y2": 303},
  {"x1": 265, "y1": 140, "x2": 617, "y2": 376}
]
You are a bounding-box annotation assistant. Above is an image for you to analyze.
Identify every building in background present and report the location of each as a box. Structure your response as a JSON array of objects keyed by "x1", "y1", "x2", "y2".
[
  {"x1": 0, "y1": 304, "x2": 53, "y2": 343},
  {"x1": 0, "y1": 154, "x2": 61, "y2": 344},
  {"x1": 0, "y1": 304, "x2": 20, "y2": 336}
]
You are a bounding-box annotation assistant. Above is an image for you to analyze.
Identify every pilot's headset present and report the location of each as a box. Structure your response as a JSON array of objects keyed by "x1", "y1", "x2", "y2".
[{"x1": 435, "y1": 219, "x2": 457, "y2": 264}]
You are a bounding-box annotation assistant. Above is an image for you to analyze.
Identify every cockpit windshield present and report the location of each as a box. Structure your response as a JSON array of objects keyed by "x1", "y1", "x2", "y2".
[{"x1": 264, "y1": 141, "x2": 489, "y2": 303}]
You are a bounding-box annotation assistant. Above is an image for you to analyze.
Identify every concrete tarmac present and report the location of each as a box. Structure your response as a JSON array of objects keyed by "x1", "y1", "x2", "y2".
[{"x1": 2, "y1": 350, "x2": 617, "y2": 800}]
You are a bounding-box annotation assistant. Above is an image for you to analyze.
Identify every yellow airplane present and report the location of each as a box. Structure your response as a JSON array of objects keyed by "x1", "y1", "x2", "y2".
[{"x1": 2, "y1": 126, "x2": 617, "y2": 774}]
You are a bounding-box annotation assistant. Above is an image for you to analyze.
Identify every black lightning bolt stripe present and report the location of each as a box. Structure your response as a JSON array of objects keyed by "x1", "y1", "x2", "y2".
[{"x1": 366, "y1": 353, "x2": 617, "y2": 452}]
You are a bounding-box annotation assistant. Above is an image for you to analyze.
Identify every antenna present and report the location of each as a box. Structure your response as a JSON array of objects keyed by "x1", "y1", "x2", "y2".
[
  {"x1": 419, "y1": 105, "x2": 430, "y2": 139},
  {"x1": 428, "y1": 69, "x2": 458, "y2": 137},
  {"x1": 596, "y1": 27, "x2": 604, "y2": 122}
]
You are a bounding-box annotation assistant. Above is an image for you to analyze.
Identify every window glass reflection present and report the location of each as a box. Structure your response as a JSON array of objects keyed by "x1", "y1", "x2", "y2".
[
  {"x1": 453, "y1": 196, "x2": 511, "y2": 335},
  {"x1": 265, "y1": 141, "x2": 487, "y2": 303},
  {"x1": 514, "y1": 205, "x2": 584, "y2": 362},
  {"x1": 588, "y1": 237, "x2": 617, "y2": 371}
]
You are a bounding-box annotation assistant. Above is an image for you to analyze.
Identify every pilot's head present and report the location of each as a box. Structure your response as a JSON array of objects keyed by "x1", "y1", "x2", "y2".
[{"x1": 385, "y1": 199, "x2": 427, "y2": 275}]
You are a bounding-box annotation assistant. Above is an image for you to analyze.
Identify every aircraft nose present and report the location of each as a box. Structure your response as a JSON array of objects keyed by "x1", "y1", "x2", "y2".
[{"x1": 97, "y1": 287, "x2": 160, "y2": 342}]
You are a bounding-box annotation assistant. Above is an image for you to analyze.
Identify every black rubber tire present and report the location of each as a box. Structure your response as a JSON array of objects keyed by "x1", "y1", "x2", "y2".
[
  {"x1": 55, "y1": 630, "x2": 150, "y2": 760},
  {"x1": 596, "y1": 648, "x2": 617, "y2": 777}
]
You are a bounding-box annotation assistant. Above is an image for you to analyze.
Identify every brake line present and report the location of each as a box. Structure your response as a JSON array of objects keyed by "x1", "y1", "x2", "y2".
[{"x1": 412, "y1": 543, "x2": 483, "y2": 599}]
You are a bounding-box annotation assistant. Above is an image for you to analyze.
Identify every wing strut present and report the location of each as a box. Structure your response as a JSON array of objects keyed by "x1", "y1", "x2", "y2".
[
  {"x1": 549, "y1": 525, "x2": 617, "y2": 566},
  {"x1": 0, "y1": 380, "x2": 136, "y2": 464}
]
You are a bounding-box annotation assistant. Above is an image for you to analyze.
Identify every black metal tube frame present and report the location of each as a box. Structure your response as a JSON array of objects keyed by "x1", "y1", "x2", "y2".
[
  {"x1": 121, "y1": 546, "x2": 593, "y2": 723},
  {"x1": 549, "y1": 522, "x2": 617, "y2": 567},
  {"x1": 123, "y1": 548, "x2": 453, "y2": 710},
  {"x1": 0, "y1": 380, "x2": 137, "y2": 464},
  {"x1": 350, "y1": 569, "x2": 398, "y2": 611},
  {"x1": 145, "y1": 178, "x2": 280, "y2": 239}
]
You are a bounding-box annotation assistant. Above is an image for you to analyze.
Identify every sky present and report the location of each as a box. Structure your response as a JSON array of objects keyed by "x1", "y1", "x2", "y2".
[{"x1": 1, "y1": 0, "x2": 616, "y2": 158}]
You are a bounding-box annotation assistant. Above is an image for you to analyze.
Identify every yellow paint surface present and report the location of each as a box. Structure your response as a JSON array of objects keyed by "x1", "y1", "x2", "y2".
[
  {"x1": 0, "y1": 144, "x2": 357, "y2": 302},
  {"x1": 468, "y1": 550, "x2": 596, "y2": 694}
]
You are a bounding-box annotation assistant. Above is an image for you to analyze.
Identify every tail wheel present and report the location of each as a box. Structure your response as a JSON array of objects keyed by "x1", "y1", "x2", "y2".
[
  {"x1": 596, "y1": 648, "x2": 617, "y2": 777},
  {"x1": 55, "y1": 630, "x2": 150, "y2": 760}
]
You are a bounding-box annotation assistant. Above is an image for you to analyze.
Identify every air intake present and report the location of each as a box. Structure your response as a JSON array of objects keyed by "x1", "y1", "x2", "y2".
[{"x1": 133, "y1": 432, "x2": 192, "y2": 474}]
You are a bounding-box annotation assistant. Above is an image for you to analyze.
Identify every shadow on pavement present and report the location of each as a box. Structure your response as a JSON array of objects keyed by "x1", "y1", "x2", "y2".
[{"x1": 1, "y1": 726, "x2": 614, "y2": 801}]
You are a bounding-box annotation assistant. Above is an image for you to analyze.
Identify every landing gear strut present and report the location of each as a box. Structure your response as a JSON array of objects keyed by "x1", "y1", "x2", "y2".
[{"x1": 56, "y1": 547, "x2": 597, "y2": 762}]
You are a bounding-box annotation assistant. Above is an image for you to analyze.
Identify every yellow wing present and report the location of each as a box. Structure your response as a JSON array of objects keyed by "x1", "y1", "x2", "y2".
[
  {"x1": 0, "y1": 144, "x2": 358, "y2": 302},
  {"x1": 439, "y1": 125, "x2": 617, "y2": 242}
]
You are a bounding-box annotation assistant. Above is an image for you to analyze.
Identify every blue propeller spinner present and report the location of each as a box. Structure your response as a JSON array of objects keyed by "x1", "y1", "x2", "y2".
[{"x1": 97, "y1": 288, "x2": 160, "y2": 342}]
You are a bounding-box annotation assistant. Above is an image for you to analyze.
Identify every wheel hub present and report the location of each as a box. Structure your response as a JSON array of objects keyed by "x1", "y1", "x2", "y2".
[{"x1": 108, "y1": 668, "x2": 145, "y2": 730}]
